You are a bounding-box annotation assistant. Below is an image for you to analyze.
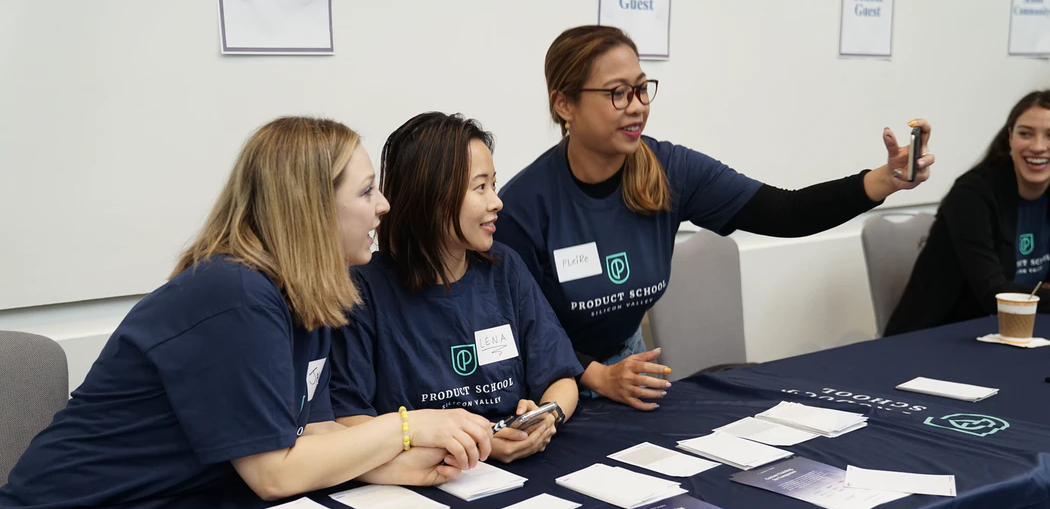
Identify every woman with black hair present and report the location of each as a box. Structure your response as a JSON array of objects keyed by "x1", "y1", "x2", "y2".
[{"x1": 887, "y1": 90, "x2": 1050, "y2": 335}]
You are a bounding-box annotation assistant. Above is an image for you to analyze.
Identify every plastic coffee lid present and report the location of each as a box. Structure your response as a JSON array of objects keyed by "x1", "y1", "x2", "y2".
[{"x1": 996, "y1": 292, "x2": 1039, "y2": 302}]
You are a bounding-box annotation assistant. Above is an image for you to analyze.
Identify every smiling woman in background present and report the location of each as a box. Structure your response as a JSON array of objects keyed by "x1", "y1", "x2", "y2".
[
  {"x1": 887, "y1": 90, "x2": 1050, "y2": 335},
  {"x1": 495, "y1": 25, "x2": 935, "y2": 410}
]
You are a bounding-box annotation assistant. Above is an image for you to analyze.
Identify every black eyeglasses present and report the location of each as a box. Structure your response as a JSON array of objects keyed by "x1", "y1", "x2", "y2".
[{"x1": 579, "y1": 80, "x2": 659, "y2": 110}]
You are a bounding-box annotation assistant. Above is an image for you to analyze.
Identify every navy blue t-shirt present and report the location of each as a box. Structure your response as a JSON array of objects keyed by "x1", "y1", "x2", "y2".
[
  {"x1": 495, "y1": 137, "x2": 761, "y2": 362},
  {"x1": 1014, "y1": 195, "x2": 1050, "y2": 285},
  {"x1": 329, "y1": 243, "x2": 583, "y2": 420},
  {"x1": 0, "y1": 258, "x2": 334, "y2": 509}
]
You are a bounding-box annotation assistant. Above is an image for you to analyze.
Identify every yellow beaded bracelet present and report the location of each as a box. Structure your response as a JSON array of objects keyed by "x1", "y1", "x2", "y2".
[{"x1": 399, "y1": 406, "x2": 410, "y2": 451}]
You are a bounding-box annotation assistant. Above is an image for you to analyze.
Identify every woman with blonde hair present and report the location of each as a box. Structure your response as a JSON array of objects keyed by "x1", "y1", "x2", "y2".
[
  {"x1": 0, "y1": 117, "x2": 492, "y2": 508},
  {"x1": 496, "y1": 25, "x2": 936, "y2": 410}
]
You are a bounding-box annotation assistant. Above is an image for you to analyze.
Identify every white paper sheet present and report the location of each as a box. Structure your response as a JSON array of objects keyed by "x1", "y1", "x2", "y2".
[
  {"x1": 977, "y1": 334, "x2": 1050, "y2": 348},
  {"x1": 756, "y1": 402, "x2": 867, "y2": 437},
  {"x1": 501, "y1": 493, "x2": 582, "y2": 509},
  {"x1": 1009, "y1": 0, "x2": 1050, "y2": 56},
  {"x1": 437, "y1": 462, "x2": 526, "y2": 502},
  {"x1": 269, "y1": 497, "x2": 329, "y2": 509},
  {"x1": 608, "y1": 442, "x2": 721, "y2": 477},
  {"x1": 677, "y1": 432, "x2": 792, "y2": 470},
  {"x1": 895, "y1": 377, "x2": 998, "y2": 402},
  {"x1": 329, "y1": 485, "x2": 448, "y2": 509},
  {"x1": 714, "y1": 417, "x2": 819, "y2": 446},
  {"x1": 839, "y1": 0, "x2": 895, "y2": 57},
  {"x1": 555, "y1": 463, "x2": 686, "y2": 509},
  {"x1": 845, "y1": 466, "x2": 957, "y2": 497}
]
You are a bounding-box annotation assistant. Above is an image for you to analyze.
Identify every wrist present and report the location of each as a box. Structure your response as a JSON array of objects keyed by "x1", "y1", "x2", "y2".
[
  {"x1": 864, "y1": 165, "x2": 895, "y2": 202},
  {"x1": 369, "y1": 412, "x2": 408, "y2": 454},
  {"x1": 579, "y1": 362, "x2": 606, "y2": 393},
  {"x1": 398, "y1": 406, "x2": 411, "y2": 451},
  {"x1": 403, "y1": 409, "x2": 422, "y2": 451},
  {"x1": 489, "y1": 440, "x2": 511, "y2": 461},
  {"x1": 539, "y1": 401, "x2": 566, "y2": 428}
]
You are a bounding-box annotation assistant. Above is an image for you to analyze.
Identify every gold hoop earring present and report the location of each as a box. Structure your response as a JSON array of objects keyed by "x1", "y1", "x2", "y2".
[{"x1": 565, "y1": 121, "x2": 570, "y2": 132}]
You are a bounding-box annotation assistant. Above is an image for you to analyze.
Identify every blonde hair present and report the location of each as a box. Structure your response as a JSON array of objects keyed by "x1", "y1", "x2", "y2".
[
  {"x1": 172, "y1": 117, "x2": 361, "y2": 329},
  {"x1": 545, "y1": 25, "x2": 670, "y2": 214}
]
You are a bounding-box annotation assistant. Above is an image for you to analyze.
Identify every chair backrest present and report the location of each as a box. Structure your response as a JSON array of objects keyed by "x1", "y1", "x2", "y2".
[
  {"x1": 0, "y1": 330, "x2": 68, "y2": 485},
  {"x1": 860, "y1": 213, "x2": 936, "y2": 337},
  {"x1": 648, "y1": 229, "x2": 745, "y2": 381}
]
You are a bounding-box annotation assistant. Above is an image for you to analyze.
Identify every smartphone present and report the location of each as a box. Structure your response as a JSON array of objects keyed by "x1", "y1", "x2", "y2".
[
  {"x1": 492, "y1": 401, "x2": 561, "y2": 434},
  {"x1": 906, "y1": 126, "x2": 923, "y2": 182}
]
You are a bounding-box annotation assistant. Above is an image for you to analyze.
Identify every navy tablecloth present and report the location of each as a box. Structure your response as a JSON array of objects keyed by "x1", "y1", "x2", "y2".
[{"x1": 293, "y1": 316, "x2": 1050, "y2": 509}]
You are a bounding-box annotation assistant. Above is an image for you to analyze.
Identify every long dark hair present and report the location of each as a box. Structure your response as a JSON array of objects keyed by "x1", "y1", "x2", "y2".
[
  {"x1": 378, "y1": 112, "x2": 496, "y2": 292},
  {"x1": 974, "y1": 90, "x2": 1050, "y2": 170}
]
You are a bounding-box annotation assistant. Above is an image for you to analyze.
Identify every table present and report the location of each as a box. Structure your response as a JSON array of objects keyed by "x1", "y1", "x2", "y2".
[
  {"x1": 719, "y1": 315, "x2": 1050, "y2": 425},
  {"x1": 295, "y1": 316, "x2": 1050, "y2": 509}
]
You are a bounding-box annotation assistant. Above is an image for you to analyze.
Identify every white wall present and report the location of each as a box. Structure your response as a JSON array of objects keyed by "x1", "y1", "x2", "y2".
[
  {"x1": 3, "y1": 0, "x2": 1048, "y2": 310},
  {"x1": 2, "y1": 206, "x2": 935, "y2": 394},
  {"x1": 2, "y1": 0, "x2": 1046, "y2": 391}
]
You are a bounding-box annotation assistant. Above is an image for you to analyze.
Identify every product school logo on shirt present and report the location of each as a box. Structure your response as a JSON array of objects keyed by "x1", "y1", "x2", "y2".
[
  {"x1": 605, "y1": 251, "x2": 630, "y2": 284},
  {"x1": 1020, "y1": 233, "x2": 1035, "y2": 255},
  {"x1": 451, "y1": 344, "x2": 478, "y2": 376}
]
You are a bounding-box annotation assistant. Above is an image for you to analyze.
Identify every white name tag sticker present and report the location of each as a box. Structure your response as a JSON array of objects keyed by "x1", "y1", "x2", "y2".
[
  {"x1": 306, "y1": 357, "x2": 326, "y2": 401},
  {"x1": 474, "y1": 324, "x2": 519, "y2": 366},
  {"x1": 553, "y1": 242, "x2": 603, "y2": 283}
]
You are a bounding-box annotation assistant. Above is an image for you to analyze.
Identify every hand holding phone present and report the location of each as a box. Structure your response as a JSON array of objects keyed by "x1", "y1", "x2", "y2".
[{"x1": 492, "y1": 401, "x2": 563, "y2": 434}]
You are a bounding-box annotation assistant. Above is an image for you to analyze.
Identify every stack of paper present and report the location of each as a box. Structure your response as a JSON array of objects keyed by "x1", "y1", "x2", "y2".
[
  {"x1": 608, "y1": 442, "x2": 721, "y2": 477},
  {"x1": 895, "y1": 377, "x2": 998, "y2": 402},
  {"x1": 437, "y1": 462, "x2": 527, "y2": 502},
  {"x1": 844, "y1": 466, "x2": 957, "y2": 497},
  {"x1": 676, "y1": 432, "x2": 793, "y2": 470},
  {"x1": 713, "y1": 417, "x2": 819, "y2": 446},
  {"x1": 555, "y1": 463, "x2": 687, "y2": 509},
  {"x1": 756, "y1": 401, "x2": 867, "y2": 437},
  {"x1": 329, "y1": 485, "x2": 449, "y2": 508}
]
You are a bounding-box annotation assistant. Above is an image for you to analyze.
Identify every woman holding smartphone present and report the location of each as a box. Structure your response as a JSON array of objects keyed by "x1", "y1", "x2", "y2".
[{"x1": 495, "y1": 25, "x2": 935, "y2": 410}]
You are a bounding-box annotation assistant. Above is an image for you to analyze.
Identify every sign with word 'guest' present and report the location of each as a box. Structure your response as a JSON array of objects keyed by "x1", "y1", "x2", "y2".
[
  {"x1": 839, "y1": 0, "x2": 894, "y2": 58},
  {"x1": 598, "y1": 0, "x2": 671, "y2": 59}
]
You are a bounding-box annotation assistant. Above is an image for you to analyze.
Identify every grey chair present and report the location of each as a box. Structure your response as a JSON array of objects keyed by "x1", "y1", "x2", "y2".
[
  {"x1": 0, "y1": 330, "x2": 68, "y2": 485},
  {"x1": 648, "y1": 229, "x2": 747, "y2": 381},
  {"x1": 860, "y1": 213, "x2": 936, "y2": 337}
]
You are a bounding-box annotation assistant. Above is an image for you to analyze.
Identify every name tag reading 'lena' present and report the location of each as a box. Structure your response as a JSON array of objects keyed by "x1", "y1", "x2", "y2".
[
  {"x1": 474, "y1": 324, "x2": 520, "y2": 366},
  {"x1": 553, "y1": 242, "x2": 603, "y2": 283}
]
